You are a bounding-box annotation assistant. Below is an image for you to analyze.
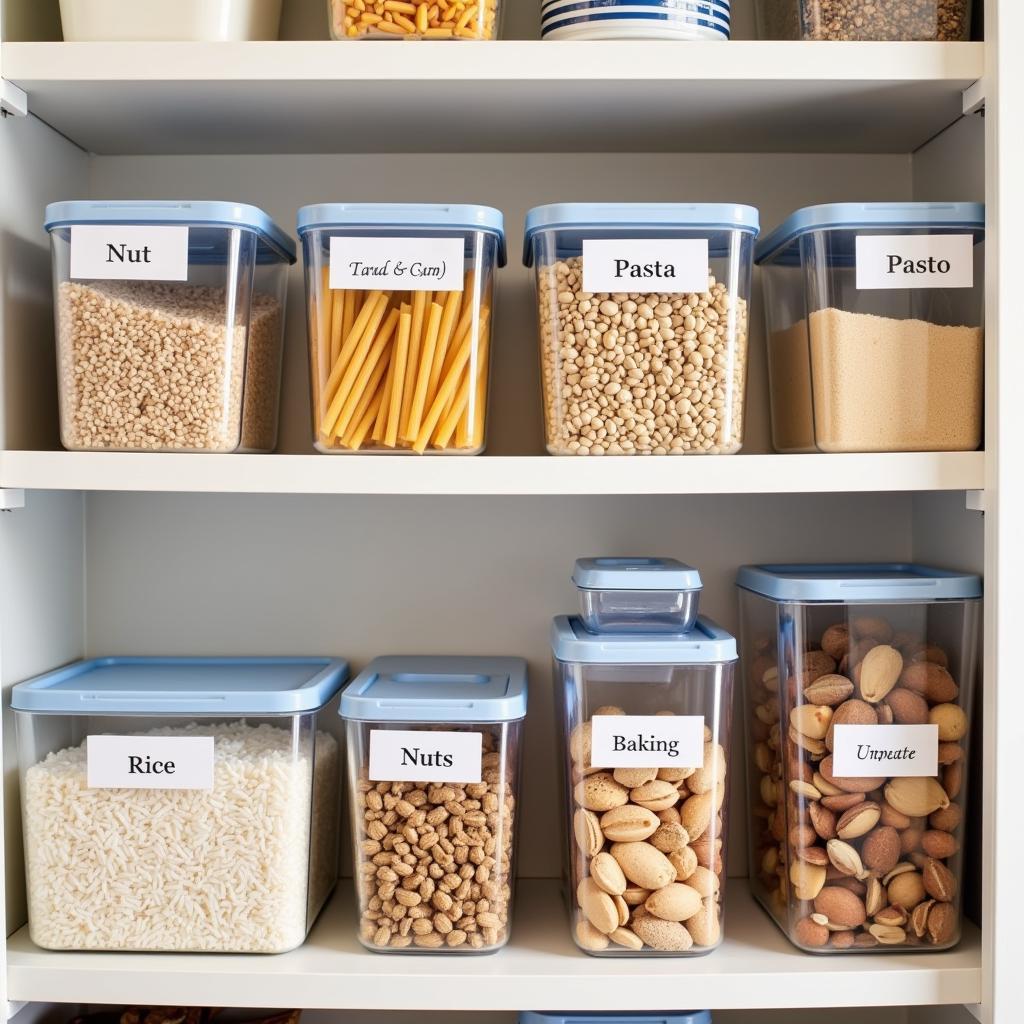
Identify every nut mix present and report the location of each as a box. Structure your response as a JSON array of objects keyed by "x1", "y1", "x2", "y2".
[{"x1": 758, "y1": 0, "x2": 971, "y2": 40}]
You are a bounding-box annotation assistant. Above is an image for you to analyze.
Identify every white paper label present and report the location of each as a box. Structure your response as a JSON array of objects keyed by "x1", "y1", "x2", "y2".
[
  {"x1": 832, "y1": 724, "x2": 939, "y2": 777},
  {"x1": 855, "y1": 234, "x2": 974, "y2": 290},
  {"x1": 590, "y1": 714, "x2": 705, "y2": 769},
  {"x1": 369, "y1": 729, "x2": 483, "y2": 783},
  {"x1": 87, "y1": 735, "x2": 214, "y2": 790},
  {"x1": 70, "y1": 225, "x2": 189, "y2": 282},
  {"x1": 330, "y1": 236, "x2": 465, "y2": 291},
  {"x1": 582, "y1": 239, "x2": 710, "y2": 294}
]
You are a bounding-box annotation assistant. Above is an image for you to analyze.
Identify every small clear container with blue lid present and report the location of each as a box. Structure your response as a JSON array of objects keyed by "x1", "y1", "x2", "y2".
[
  {"x1": 340, "y1": 656, "x2": 527, "y2": 953},
  {"x1": 45, "y1": 201, "x2": 296, "y2": 453},
  {"x1": 12, "y1": 656, "x2": 348, "y2": 953}
]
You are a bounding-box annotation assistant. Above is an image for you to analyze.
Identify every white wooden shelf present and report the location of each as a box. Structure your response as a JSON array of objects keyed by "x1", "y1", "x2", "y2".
[{"x1": 0, "y1": 41, "x2": 983, "y2": 154}]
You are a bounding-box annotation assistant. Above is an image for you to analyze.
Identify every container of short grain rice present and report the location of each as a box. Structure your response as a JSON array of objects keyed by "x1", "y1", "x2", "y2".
[
  {"x1": 523, "y1": 203, "x2": 758, "y2": 455},
  {"x1": 756, "y1": 203, "x2": 985, "y2": 454},
  {"x1": 12, "y1": 656, "x2": 347, "y2": 953},
  {"x1": 44, "y1": 201, "x2": 296, "y2": 453}
]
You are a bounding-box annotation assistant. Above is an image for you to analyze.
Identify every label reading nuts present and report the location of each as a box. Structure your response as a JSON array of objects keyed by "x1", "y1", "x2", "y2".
[
  {"x1": 855, "y1": 234, "x2": 974, "y2": 290},
  {"x1": 330, "y1": 237, "x2": 465, "y2": 291},
  {"x1": 582, "y1": 239, "x2": 710, "y2": 294},
  {"x1": 87, "y1": 735, "x2": 214, "y2": 790},
  {"x1": 368, "y1": 729, "x2": 482, "y2": 784},
  {"x1": 832, "y1": 724, "x2": 939, "y2": 777},
  {"x1": 590, "y1": 714, "x2": 704, "y2": 769},
  {"x1": 70, "y1": 225, "x2": 189, "y2": 282}
]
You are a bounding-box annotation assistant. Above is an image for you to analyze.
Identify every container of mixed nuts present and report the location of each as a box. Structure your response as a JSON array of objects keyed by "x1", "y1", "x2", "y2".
[
  {"x1": 755, "y1": 0, "x2": 973, "y2": 40},
  {"x1": 737, "y1": 563, "x2": 981, "y2": 952}
]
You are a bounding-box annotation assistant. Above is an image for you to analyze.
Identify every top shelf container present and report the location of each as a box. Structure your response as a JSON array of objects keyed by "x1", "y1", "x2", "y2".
[{"x1": 754, "y1": 0, "x2": 973, "y2": 40}]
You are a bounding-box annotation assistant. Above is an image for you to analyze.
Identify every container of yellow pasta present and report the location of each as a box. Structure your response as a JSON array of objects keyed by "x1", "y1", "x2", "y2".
[
  {"x1": 327, "y1": 0, "x2": 502, "y2": 39},
  {"x1": 298, "y1": 204, "x2": 505, "y2": 455}
]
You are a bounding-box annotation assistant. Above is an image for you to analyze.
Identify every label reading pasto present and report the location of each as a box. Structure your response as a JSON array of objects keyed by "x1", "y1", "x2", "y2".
[
  {"x1": 855, "y1": 234, "x2": 974, "y2": 290},
  {"x1": 330, "y1": 236, "x2": 465, "y2": 291},
  {"x1": 590, "y1": 714, "x2": 705, "y2": 769},
  {"x1": 369, "y1": 729, "x2": 483, "y2": 784},
  {"x1": 87, "y1": 735, "x2": 214, "y2": 790},
  {"x1": 832, "y1": 723, "x2": 939, "y2": 778},
  {"x1": 582, "y1": 239, "x2": 710, "y2": 294},
  {"x1": 70, "y1": 225, "x2": 190, "y2": 282}
]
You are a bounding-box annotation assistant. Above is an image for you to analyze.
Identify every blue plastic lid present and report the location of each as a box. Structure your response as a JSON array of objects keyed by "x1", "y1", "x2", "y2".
[
  {"x1": 296, "y1": 204, "x2": 507, "y2": 266},
  {"x1": 573, "y1": 557, "x2": 702, "y2": 592},
  {"x1": 552, "y1": 615, "x2": 736, "y2": 665},
  {"x1": 11, "y1": 657, "x2": 348, "y2": 715},
  {"x1": 736, "y1": 563, "x2": 982, "y2": 603},
  {"x1": 340, "y1": 656, "x2": 528, "y2": 723},
  {"x1": 522, "y1": 1015, "x2": 711, "y2": 1024},
  {"x1": 44, "y1": 201, "x2": 296, "y2": 264}
]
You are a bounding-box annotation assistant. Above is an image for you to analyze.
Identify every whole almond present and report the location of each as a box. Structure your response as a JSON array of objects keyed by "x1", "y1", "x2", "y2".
[
  {"x1": 885, "y1": 777, "x2": 950, "y2": 818},
  {"x1": 804, "y1": 674, "x2": 855, "y2": 707},
  {"x1": 836, "y1": 801, "x2": 881, "y2": 840},
  {"x1": 577, "y1": 877, "x2": 618, "y2": 934},
  {"x1": 830, "y1": 930, "x2": 856, "y2": 949},
  {"x1": 569, "y1": 721, "x2": 594, "y2": 766},
  {"x1": 858, "y1": 645, "x2": 904, "y2": 703},
  {"x1": 885, "y1": 688, "x2": 930, "y2": 725},
  {"x1": 794, "y1": 914, "x2": 830, "y2": 948},
  {"x1": 880, "y1": 802, "x2": 912, "y2": 829},
  {"x1": 576, "y1": 773, "x2": 630, "y2": 812},
  {"x1": 822, "y1": 792, "x2": 866, "y2": 813},
  {"x1": 900, "y1": 662, "x2": 959, "y2": 703},
  {"x1": 821, "y1": 624, "x2": 850, "y2": 660},
  {"x1": 791, "y1": 703, "x2": 834, "y2": 741},
  {"x1": 790, "y1": 780, "x2": 822, "y2": 801},
  {"x1": 630, "y1": 780, "x2": 681, "y2": 812},
  {"x1": 921, "y1": 829, "x2": 960, "y2": 859},
  {"x1": 814, "y1": 771, "x2": 845, "y2": 797},
  {"x1": 685, "y1": 901, "x2": 721, "y2": 947},
  {"x1": 574, "y1": 808, "x2": 604, "y2": 857},
  {"x1": 938, "y1": 742, "x2": 964, "y2": 766},
  {"x1": 658, "y1": 765, "x2": 695, "y2": 783},
  {"x1": 622, "y1": 884, "x2": 651, "y2": 906},
  {"x1": 613, "y1": 767, "x2": 658, "y2": 788},
  {"x1": 631, "y1": 913, "x2": 693, "y2": 952},
  {"x1": 679, "y1": 791, "x2": 715, "y2": 840},
  {"x1": 690, "y1": 834, "x2": 722, "y2": 872},
  {"x1": 944, "y1": 760, "x2": 964, "y2": 800},
  {"x1": 927, "y1": 901, "x2": 958, "y2": 946},
  {"x1": 862, "y1": 826, "x2": 901, "y2": 874},
  {"x1": 826, "y1": 839, "x2": 865, "y2": 878},
  {"x1": 900, "y1": 826, "x2": 923, "y2": 855},
  {"x1": 610, "y1": 842, "x2": 676, "y2": 891},
  {"x1": 922, "y1": 857, "x2": 957, "y2": 902},
  {"x1": 852, "y1": 616, "x2": 894, "y2": 643},
  {"x1": 657, "y1": 805, "x2": 682, "y2": 826},
  {"x1": 929, "y1": 802, "x2": 962, "y2": 832},
  {"x1": 910, "y1": 898, "x2": 935, "y2": 938},
  {"x1": 649, "y1": 821, "x2": 690, "y2": 854},
  {"x1": 609, "y1": 926, "x2": 643, "y2": 950},
  {"x1": 814, "y1": 886, "x2": 867, "y2": 928},
  {"x1": 687, "y1": 741, "x2": 727, "y2": 794},
  {"x1": 644, "y1": 882, "x2": 703, "y2": 922},
  {"x1": 820, "y1": 755, "x2": 885, "y2": 795},
  {"x1": 825, "y1": 699, "x2": 878, "y2": 752},
  {"x1": 887, "y1": 870, "x2": 927, "y2": 910},
  {"x1": 576, "y1": 919, "x2": 610, "y2": 950},
  {"x1": 809, "y1": 801, "x2": 838, "y2": 841},
  {"x1": 600, "y1": 804, "x2": 660, "y2": 842},
  {"x1": 590, "y1": 851, "x2": 627, "y2": 896},
  {"x1": 687, "y1": 865, "x2": 721, "y2": 898},
  {"x1": 802, "y1": 649, "x2": 838, "y2": 681},
  {"x1": 668, "y1": 846, "x2": 698, "y2": 882}
]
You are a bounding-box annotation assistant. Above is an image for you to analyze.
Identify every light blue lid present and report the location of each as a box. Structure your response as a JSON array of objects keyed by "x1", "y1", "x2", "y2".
[
  {"x1": 552, "y1": 615, "x2": 736, "y2": 665},
  {"x1": 296, "y1": 204, "x2": 507, "y2": 266},
  {"x1": 736, "y1": 563, "x2": 982, "y2": 603},
  {"x1": 44, "y1": 201, "x2": 296, "y2": 264},
  {"x1": 340, "y1": 656, "x2": 528, "y2": 723},
  {"x1": 11, "y1": 657, "x2": 348, "y2": 715},
  {"x1": 572, "y1": 557, "x2": 702, "y2": 592},
  {"x1": 521, "y1": 1015, "x2": 711, "y2": 1024}
]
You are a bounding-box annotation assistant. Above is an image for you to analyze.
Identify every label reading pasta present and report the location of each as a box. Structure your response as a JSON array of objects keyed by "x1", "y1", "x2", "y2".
[
  {"x1": 582, "y1": 239, "x2": 710, "y2": 294},
  {"x1": 832, "y1": 724, "x2": 939, "y2": 777},
  {"x1": 369, "y1": 729, "x2": 482, "y2": 784},
  {"x1": 590, "y1": 714, "x2": 704, "y2": 769},
  {"x1": 70, "y1": 225, "x2": 189, "y2": 282},
  {"x1": 330, "y1": 236, "x2": 465, "y2": 291},
  {"x1": 855, "y1": 234, "x2": 974, "y2": 289},
  {"x1": 87, "y1": 735, "x2": 214, "y2": 789}
]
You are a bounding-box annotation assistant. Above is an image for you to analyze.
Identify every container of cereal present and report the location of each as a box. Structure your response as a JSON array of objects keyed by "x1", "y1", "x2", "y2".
[
  {"x1": 524, "y1": 203, "x2": 758, "y2": 455},
  {"x1": 329, "y1": 0, "x2": 502, "y2": 39},
  {"x1": 59, "y1": 0, "x2": 283, "y2": 41},
  {"x1": 754, "y1": 0, "x2": 972, "y2": 40},
  {"x1": 552, "y1": 615, "x2": 736, "y2": 955},
  {"x1": 340, "y1": 656, "x2": 527, "y2": 952},
  {"x1": 737, "y1": 563, "x2": 981, "y2": 953},
  {"x1": 298, "y1": 204, "x2": 505, "y2": 454},
  {"x1": 756, "y1": 203, "x2": 985, "y2": 453},
  {"x1": 12, "y1": 656, "x2": 348, "y2": 953},
  {"x1": 45, "y1": 201, "x2": 295, "y2": 453}
]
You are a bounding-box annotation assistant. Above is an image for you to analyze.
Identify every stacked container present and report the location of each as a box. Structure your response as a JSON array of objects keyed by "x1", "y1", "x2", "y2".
[
  {"x1": 755, "y1": 0, "x2": 972, "y2": 40},
  {"x1": 541, "y1": 1, "x2": 731, "y2": 40},
  {"x1": 59, "y1": 0, "x2": 283, "y2": 40},
  {"x1": 329, "y1": 0, "x2": 502, "y2": 39}
]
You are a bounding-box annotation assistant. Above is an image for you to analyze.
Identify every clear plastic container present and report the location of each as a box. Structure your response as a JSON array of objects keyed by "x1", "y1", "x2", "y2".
[
  {"x1": 552, "y1": 616, "x2": 736, "y2": 956},
  {"x1": 523, "y1": 1014, "x2": 712, "y2": 1024},
  {"x1": 737, "y1": 563, "x2": 981, "y2": 953},
  {"x1": 45, "y1": 201, "x2": 295, "y2": 453},
  {"x1": 756, "y1": 204, "x2": 985, "y2": 454},
  {"x1": 755, "y1": 0, "x2": 972, "y2": 39},
  {"x1": 573, "y1": 557, "x2": 703, "y2": 634},
  {"x1": 329, "y1": 0, "x2": 502, "y2": 39},
  {"x1": 12, "y1": 656, "x2": 348, "y2": 953},
  {"x1": 524, "y1": 203, "x2": 759, "y2": 456},
  {"x1": 59, "y1": 0, "x2": 283, "y2": 40},
  {"x1": 297, "y1": 205, "x2": 506, "y2": 454},
  {"x1": 340, "y1": 656, "x2": 527, "y2": 953}
]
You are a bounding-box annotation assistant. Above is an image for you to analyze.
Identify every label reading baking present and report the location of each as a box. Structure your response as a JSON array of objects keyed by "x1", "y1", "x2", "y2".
[
  {"x1": 70, "y1": 225, "x2": 189, "y2": 282},
  {"x1": 855, "y1": 234, "x2": 974, "y2": 290},
  {"x1": 86, "y1": 735, "x2": 214, "y2": 790},
  {"x1": 369, "y1": 729, "x2": 483, "y2": 784},
  {"x1": 582, "y1": 239, "x2": 710, "y2": 294},
  {"x1": 330, "y1": 236, "x2": 465, "y2": 291},
  {"x1": 832, "y1": 724, "x2": 939, "y2": 778},
  {"x1": 590, "y1": 714, "x2": 704, "y2": 769}
]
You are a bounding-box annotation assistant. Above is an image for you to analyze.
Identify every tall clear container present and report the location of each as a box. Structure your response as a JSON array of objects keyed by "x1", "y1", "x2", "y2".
[
  {"x1": 755, "y1": 0, "x2": 972, "y2": 40},
  {"x1": 328, "y1": 0, "x2": 503, "y2": 38}
]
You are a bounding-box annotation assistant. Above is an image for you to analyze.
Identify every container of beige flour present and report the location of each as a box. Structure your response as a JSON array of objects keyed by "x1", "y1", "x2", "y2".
[{"x1": 756, "y1": 203, "x2": 984, "y2": 453}]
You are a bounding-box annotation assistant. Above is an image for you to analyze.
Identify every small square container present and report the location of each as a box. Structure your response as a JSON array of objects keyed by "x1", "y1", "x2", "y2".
[
  {"x1": 12, "y1": 656, "x2": 348, "y2": 953},
  {"x1": 329, "y1": 0, "x2": 502, "y2": 39},
  {"x1": 340, "y1": 656, "x2": 527, "y2": 952},
  {"x1": 756, "y1": 203, "x2": 985, "y2": 454},
  {"x1": 552, "y1": 616, "x2": 736, "y2": 956},
  {"x1": 755, "y1": 0, "x2": 972, "y2": 39},
  {"x1": 524, "y1": 203, "x2": 759, "y2": 455},
  {"x1": 59, "y1": 0, "x2": 283, "y2": 40},
  {"x1": 297, "y1": 204, "x2": 506, "y2": 454},
  {"x1": 45, "y1": 201, "x2": 296, "y2": 453},
  {"x1": 573, "y1": 557, "x2": 703, "y2": 634}
]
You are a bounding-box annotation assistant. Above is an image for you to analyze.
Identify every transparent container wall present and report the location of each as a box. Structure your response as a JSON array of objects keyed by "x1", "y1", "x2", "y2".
[
  {"x1": 15, "y1": 707, "x2": 340, "y2": 953},
  {"x1": 755, "y1": 0, "x2": 972, "y2": 40},
  {"x1": 554, "y1": 658, "x2": 734, "y2": 955},
  {"x1": 760, "y1": 228, "x2": 984, "y2": 453},
  {"x1": 578, "y1": 588, "x2": 701, "y2": 634},
  {"x1": 739, "y1": 592, "x2": 979, "y2": 952},
  {"x1": 59, "y1": 0, "x2": 283, "y2": 41},
  {"x1": 530, "y1": 227, "x2": 754, "y2": 455},
  {"x1": 329, "y1": 0, "x2": 503, "y2": 39},
  {"x1": 344, "y1": 719, "x2": 523, "y2": 952},
  {"x1": 49, "y1": 225, "x2": 288, "y2": 453},
  {"x1": 302, "y1": 229, "x2": 499, "y2": 454}
]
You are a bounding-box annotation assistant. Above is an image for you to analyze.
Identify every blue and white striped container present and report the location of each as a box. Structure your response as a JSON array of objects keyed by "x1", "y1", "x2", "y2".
[{"x1": 541, "y1": 0, "x2": 731, "y2": 40}]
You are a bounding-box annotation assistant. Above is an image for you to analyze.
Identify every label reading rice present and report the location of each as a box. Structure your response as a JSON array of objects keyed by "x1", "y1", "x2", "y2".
[
  {"x1": 855, "y1": 234, "x2": 974, "y2": 289},
  {"x1": 369, "y1": 729, "x2": 482, "y2": 784},
  {"x1": 70, "y1": 225, "x2": 189, "y2": 282},
  {"x1": 582, "y1": 239, "x2": 710, "y2": 293},
  {"x1": 87, "y1": 735, "x2": 214, "y2": 789},
  {"x1": 590, "y1": 714, "x2": 704, "y2": 769},
  {"x1": 330, "y1": 236, "x2": 465, "y2": 291},
  {"x1": 832, "y1": 724, "x2": 939, "y2": 777}
]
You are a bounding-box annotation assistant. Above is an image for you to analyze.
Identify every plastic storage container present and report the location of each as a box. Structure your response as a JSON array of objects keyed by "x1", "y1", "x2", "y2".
[
  {"x1": 541, "y1": 0, "x2": 731, "y2": 40},
  {"x1": 329, "y1": 0, "x2": 502, "y2": 39},
  {"x1": 298, "y1": 205, "x2": 506, "y2": 454},
  {"x1": 737, "y1": 563, "x2": 981, "y2": 953},
  {"x1": 552, "y1": 615, "x2": 736, "y2": 955},
  {"x1": 573, "y1": 557, "x2": 703, "y2": 634},
  {"x1": 524, "y1": 203, "x2": 758, "y2": 456},
  {"x1": 755, "y1": 0, "x2": 972, "y2": 39},
  {"x1": 756, "y1": 202, "x2": 985, "y2": 454},
  {"x1": 522, "y1": 1014, "x2": 711, "y2": 1024},
  {"x1": 45, "y1": 201, "x2": 295, "y2": 453},
  {"x1": 60, "y1": 0, "x2": 283, "y2": 41},
  {"x1": 340, "y1": 656, "x2": 527, "y2": 952},
  {"x1": 12, "y1": 656, "x2": 348, "y2": 953}
]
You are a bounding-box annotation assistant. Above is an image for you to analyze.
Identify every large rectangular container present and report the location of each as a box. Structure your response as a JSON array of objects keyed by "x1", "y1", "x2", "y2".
[
  {"x1": 329, "y1": 0, "x2": 502, "y2": 39},
  {"x1": 59, "y1": 0, "x2": 283, "y2": 40},
  {"x1": 754, "y1": 0, "x2": 972, "y2": 40}
]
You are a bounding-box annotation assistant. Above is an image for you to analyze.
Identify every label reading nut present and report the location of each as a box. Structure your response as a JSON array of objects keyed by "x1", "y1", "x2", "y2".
[
  {"x1": 71, "y1": 225, "x2": 189, "y2": 282},
  {"x1": 87, "y1": 735, "x2": 214, "y2": 790},
  {"x1": 855, "y1": 234, "x2": 974, "y2": 290},
  {"x1": 832, "y1": 724, "x2": 939, "y2": 777},
  {"x1": 590, "y1": 715, "x2": 704, "y2": 769},
  {"x1": 369, "y1": 729, "x2": 482, "y2": 784},
  {"x1": 330, "y1": 236, "x2": 465, "y2": 291},
  {"x1": 582, "y1": 239, "x2": 710, "y2": 294}
]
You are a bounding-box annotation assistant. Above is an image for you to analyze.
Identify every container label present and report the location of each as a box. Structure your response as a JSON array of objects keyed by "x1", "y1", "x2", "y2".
[
  {"x1": 87, "y1": 735, "x2": 214, "y2": 790},
  {"x1": 330, "y1": 237, "x2": 465, "y2": 291},
  {"x1": 369, "y1": 729, "x2": 483, "y2": 784},
  {"x1": 590, "y1": 714, "x2": 705, "y2": 769},
  {"x1": 70, "y1": 225, "x2": 190, "y2": 282},
  {"x1": 582, "y1": 239, "x2": 710, "y2": 294},
  {"x1": 832, "y1": 724, "x2": 939, "y2": 777},
  {"x1": 855, "y1": 234, "x2": 974, "y2": 289}
]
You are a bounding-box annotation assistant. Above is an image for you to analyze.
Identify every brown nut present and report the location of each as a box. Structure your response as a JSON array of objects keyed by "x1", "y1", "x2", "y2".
[
  {"x1": 836, "y1": 801, "x2": 881, "y2": 840},
  {"x1": 885, "y1": 688, "x2": 930, "y2": 725},
  {"x1": 600, "y1": 804, "x2": 661, "y2": 842},
  {"x1": 803, "y1": 674, "x2": 855, "y2": 707},
  {"x1": 819, "y1": 755, "x2": 885, "y2": 795},
  {"x1": 813, "y1": 887, "x2": 867, "y2": 929},
  {"x1": 794, "y1": 915, "x2": 830, "y2": 948},
  {"x1": 862, "y1": 826, "x2": 901, "y2": 875},
  {"x1": 825, "y1": 699, "x2": 879, "y2": 752},
  {"x1": 930, "y1": 704, "x2": 969, "y2": 743},
  {"x1": 922, "y1": 858, "x2": 958, "y2": 902},
  {"x1": 927, "y1": 901, "x2": 958, "y2": 946},
  {"x1": 899, "y1": 662, "x2": 959, "y2": 703},
  {"x1": 921, "y1": 830, "x2": 960, "y2": 859}
]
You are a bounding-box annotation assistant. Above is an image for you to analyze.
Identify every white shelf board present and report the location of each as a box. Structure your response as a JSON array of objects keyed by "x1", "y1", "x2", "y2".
[
  {"x1": 1, "y1": 41, "x2": 983, "y2": 154},
  {"x1": 0, "y1": 449, "x2": 986, "y2": 496}
]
